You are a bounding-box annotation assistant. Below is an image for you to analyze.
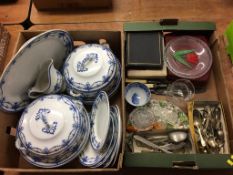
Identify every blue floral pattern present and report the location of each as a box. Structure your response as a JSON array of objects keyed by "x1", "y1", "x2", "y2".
[
  {"x1": 80, "y1": 59, "x2": 122, "y2": 104},
  {"x1": 77, "y1": 53, "x2": 99, "y2": 72}
]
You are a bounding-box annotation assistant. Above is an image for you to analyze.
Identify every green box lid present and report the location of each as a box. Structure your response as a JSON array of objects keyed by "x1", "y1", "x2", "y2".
[{"x1": 124, "y1": 20, "x2": 216, "y2": 32}]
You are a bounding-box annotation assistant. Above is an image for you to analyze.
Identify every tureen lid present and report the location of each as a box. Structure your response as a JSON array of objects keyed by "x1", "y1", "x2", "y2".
[
  {"x1": 17, "y1": 95, "x2": 82, "y2": 155},
  {"x1": 63, "y1": 44, "x2": 117, "y2": 92}
]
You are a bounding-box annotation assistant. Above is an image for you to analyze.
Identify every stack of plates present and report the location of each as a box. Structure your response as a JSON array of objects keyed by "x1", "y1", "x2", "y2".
[
  {"x1": 79, "y1": 91, "x2": 122, "y2": 167},
  {"x1": 15, "y1": 95, "x2": 90, "y2": 168}
]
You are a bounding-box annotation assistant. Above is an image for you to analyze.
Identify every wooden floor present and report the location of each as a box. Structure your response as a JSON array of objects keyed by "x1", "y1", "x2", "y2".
[{"x1": 29, "y1": 0, "x2": 233, "y2": 34}]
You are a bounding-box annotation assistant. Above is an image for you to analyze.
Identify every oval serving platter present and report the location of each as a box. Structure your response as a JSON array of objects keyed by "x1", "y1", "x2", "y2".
[
  {"x1": 90, "y1": 91, "x2": 110, "y2": 151},
  {"x1": 0, "y1": 29, "x2": 73, "y2": 112}
]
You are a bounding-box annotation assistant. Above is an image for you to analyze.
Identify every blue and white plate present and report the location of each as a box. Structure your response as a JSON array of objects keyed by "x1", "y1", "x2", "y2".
[
  {"x1": 109, "y1": 105, "x2": 122, "y2": 167},
  {"x1": 0, "y1": 30, "x2": 73, "y2": 112},
  {"x1": 90, "y1": 91, "x2": 110, "y2": 151},
  {"x1": 79, "y1": 113, "x2": 115, "y2": 167},
  {"x1": 94, "y1": 109, "x2": 118, "y2": 168},
  {"x1": 63, "y1": 44, "x2": 117, "y2": 93}
]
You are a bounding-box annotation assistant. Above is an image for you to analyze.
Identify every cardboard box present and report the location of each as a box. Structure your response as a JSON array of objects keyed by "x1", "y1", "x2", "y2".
[
  {"x1": 33, "y1": 0, "x2": 112, "y2": 11},
  {"x1": 187, "y1": 101, "x2": 230, "y2": 154},
  {"x1": 123, "y1": 21, "x2": 233, "y2": 169},
  {"x1": 0, "y1": 30, "x2": 124, "y2": 174}
]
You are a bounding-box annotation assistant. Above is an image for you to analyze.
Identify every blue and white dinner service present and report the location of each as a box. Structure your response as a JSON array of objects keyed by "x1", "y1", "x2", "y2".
[
  {"x1": 63, "y1": 43, "x2": 121, "y2": 104},
  {"x1": 0, "y1": 30, "x2": 122, "y2": 168},
  {"x1": 79, "y1": 105, "x2": 121, "y2": 168}
]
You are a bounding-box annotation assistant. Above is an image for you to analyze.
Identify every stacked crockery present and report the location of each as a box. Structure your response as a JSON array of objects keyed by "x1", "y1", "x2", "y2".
[
  {"x1": 79, "y1": 91, "x2": 122, "y2": 167},
  {"x1": 63, "y1": 44, "x2": 121, "y2": 104},
  {"x1": 15, "y1": 95, "x2": 90, "y2": 168},
  {"x1": 0, "y1": 30, "x2": 122, "y2": 168}
]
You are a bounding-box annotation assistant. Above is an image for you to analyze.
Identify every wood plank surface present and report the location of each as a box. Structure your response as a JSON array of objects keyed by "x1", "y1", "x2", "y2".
[
  {"x1": 30, "y1": 0, "x2": 233, "y2": 33},
  {"x1": 0, "y1": 0, "x2": 31, "y2": 24}
]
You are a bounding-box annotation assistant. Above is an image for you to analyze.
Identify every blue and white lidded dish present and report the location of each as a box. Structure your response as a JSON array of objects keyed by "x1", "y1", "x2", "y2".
[
  {"x1": 63, "y1": 44, "x2": 117, "y2": 96},
  {"x1": 15, "y1": 95, "x2": 90, "y2": 168}
]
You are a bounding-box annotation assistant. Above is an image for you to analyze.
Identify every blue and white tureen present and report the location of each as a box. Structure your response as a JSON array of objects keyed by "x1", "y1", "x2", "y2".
[
  {"x1": 63, "y1": 44, "x2": 121, "y2": 103},
  {"x1": 15, "y1": 95, "x2": 90, "y2": 168}
]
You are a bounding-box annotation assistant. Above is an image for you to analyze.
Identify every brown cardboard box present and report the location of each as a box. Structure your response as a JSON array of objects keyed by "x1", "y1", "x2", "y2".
[
  {"x1": 123, "y1": 22, "x2": 233, "y2": 169},
  {"x1": 33, "y1": 0, "x2": 112, "y2": 11},
  {"x1": 0, "y1": 30, "x2": 124, "y2": 174}
]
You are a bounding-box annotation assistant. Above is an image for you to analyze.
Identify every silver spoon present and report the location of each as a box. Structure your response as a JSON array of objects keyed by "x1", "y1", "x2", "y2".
[
  {"x1": 168, "y1": 131, "x2": 188, "y2": 143},
  {"x1": 193, "y1": 111, "x2": 207, "y2": 147}
]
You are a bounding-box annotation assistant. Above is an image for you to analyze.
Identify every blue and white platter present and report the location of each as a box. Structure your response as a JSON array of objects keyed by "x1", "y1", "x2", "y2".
[
  {"x1": 79, "y1": 104, "x2": 121, "y2": 168},
  {"x1": 79, "y1": 112, "x2": 115, "y2": 167},
  {"x1": 93, "y1": 110, "x2": 118, "y2": 168},
  {"x1": 0, "y1": 30, "x2": 73, "y2": 112},
  {"x1": 107, "y1": 105, "x2": 122, "y2": 167},
  {"x1": 90, "y1": 91, "x2": 110, "y2": 151}
]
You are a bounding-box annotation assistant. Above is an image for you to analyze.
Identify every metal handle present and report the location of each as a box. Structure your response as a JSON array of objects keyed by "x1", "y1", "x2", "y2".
[
  {"x1": 69, "y1": 89, "x2": 82, "y2": 98},
  {"x1": 159, "y1": 19, "x2": 179, "y2": 26}
]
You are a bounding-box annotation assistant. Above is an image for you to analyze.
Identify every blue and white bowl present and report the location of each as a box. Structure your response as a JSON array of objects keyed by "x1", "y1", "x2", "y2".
[
  {"x1": 15, "y1": 95, "x2": 90, "y2": 168},
  {"x1": 125, "y1": 83, "x2": 151, "y2": 107}
]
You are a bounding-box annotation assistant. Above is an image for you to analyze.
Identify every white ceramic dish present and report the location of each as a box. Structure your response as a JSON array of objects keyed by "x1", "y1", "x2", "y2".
[
  {"x1": 90, "y1": 91, "x2": 110, "y2": 151},
  {"x1": 125, "y1": 82, "x2": 151, "y2": 107},
  {"x1": 16, "y1": 96, "x2": 90, "y2": 168},
  {"x1": 17, "y1": 95, "x2": 82, "y2": 156},
  {"x1": 78, "y1": 58, "x2": 122, "y2": 104},
  {"x1": 63, "y1": 44, "x2": 116, "y2": 93},
  {"x1": 97, "y1": 108, "x2": 118, "y2": 168},
  {"x1": 110, "y1": 105, "x2": 122, "y2": 166},
  {"x1": 79, "y1": 113, "x2": 115, "y2": 167},
  {"x1": 0, "y1": 29, "x2": 73, "y2": 112}
]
